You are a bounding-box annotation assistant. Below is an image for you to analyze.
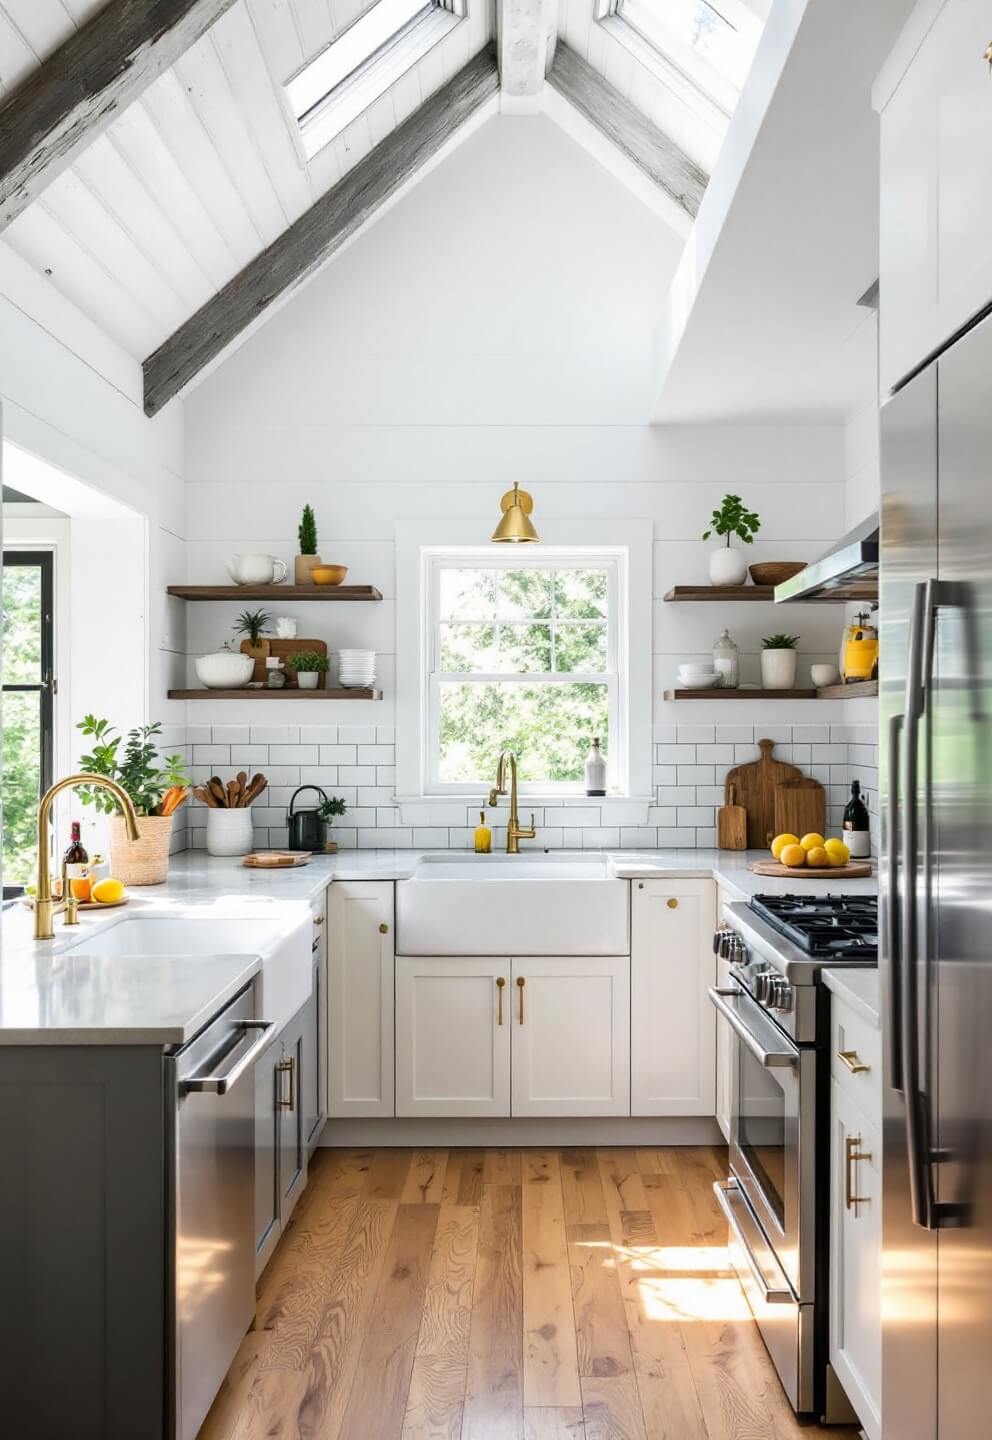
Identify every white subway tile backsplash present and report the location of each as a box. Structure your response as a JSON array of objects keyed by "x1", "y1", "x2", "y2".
[
  {"x1": 376, "y1": 725, "x2": 396, "y2": 744},
  {"x1": 675, "y1": 724, "x2": 715, "y2": 744},
  {"x1": 187, "y1": 725, "x2": 212, "y2": 745},
  {"x1": 358, "y1": 744, "x2": 393, "y2": 764},
  {"x1": 300, "y1": 725, "x2": 339, "y2": 744},
  {"x1": 193, "y1": 745, "x2": 230, "y2": 765},
  {"x1": 269, "y1": 744, "x2": 318, "y2": 765},
  {"x1": 657, "y1": 828, "x2": 697, "y2": 847},
  {"x1": 677, "y1": 807, "x2": 716, "y2": 827},
  {"x1": 412, "y1": 828, "x2": 449, "y2": 848},
  {"x1": 338, "y1": 725, "x2": 377, "y2": 744},
  {"x1": 792, "y1": 724, "x2": 830, "y2": 743},
  {"x1": 653, "y1": 765, "x2": 677, "y2": 786},
  {"x1": 581, "y1": 827, "x2": 620, "y2": 848},
  {"x1": 621, "y1": 827, "x2": 658, "y2": 847},
  {"x1": 812, "y1": 744, "x2": 848, "y2": 764},
  {"x1": 652, "y1": 724, "x2": 677, "y2": 744},
  {"x1": 211, "y1": 725, "x2": 250, "y2": 745},
  {"x1": 543, "y1": 807, "x2": 600, "y2": 827},
  {"x1": 646, "y1": 807, "x2": 677, "y2": 827},
  {"x1": 676, "y1": 765, "x2": 715, "y2": 785},
  {"x1": 658, "y1": 786, "x2": 696, "y2": 806},
  {"x1": 357, "y1": 786, "x2": 395, "y2": 806},
  {"x1": 230, "y1": 745, "x2": 269, "y2": 765},
  {"x1": 339, "y1": 766, "x2": 377, "y2": 785},
  {"x1": 250, "y1": 726, "x2": 299, "y2": 744},
  {"x1": 695, "y1": 744, "x2": 734, "y2": 763},
  {"x1": 715, "y1": 724, "x2": 754, "y2": 743},
  {"x1": 657, "y1": 743, "x2": 696, "y2": 763},
  {"x1": 320, "y1": 745, "x2": 358, "y2": 764},
  {"x1": 376, "y1": 766, "x2": 396, "y2": 785}
]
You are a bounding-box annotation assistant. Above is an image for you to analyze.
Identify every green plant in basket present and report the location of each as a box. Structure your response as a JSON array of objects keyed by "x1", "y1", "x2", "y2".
[{"x1": 76, "y1": 717, "x2": 189, "y2": 816}]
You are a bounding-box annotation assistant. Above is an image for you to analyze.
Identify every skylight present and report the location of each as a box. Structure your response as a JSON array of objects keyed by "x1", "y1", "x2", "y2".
[
  {"x1": 600, "y1": 0, "x2": 764, "y2": 118},
  {"x1": 286, "y1": 0, "x2": 464, "y2": 159}
]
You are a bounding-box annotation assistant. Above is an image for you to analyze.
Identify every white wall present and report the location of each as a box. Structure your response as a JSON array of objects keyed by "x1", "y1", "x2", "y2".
[{"x1": 181, "y1": 113, "x2": 856, "y2": 851}]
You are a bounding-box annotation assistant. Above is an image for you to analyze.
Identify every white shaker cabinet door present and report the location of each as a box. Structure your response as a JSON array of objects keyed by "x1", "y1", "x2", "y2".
[
  {"x1": 879, "y1": 0, "x2": 992, "y2": 392},
  {"x1": 509, "y1": 955, "x2": 630, "y2": 1117},
  {"x1": 830, "y1": 1078, "x2": 882, "y2": 1440},
  {"x1": 395, "y1": 956, "x2": 511, "y2": 1117},
  {"x1": 327, "y1": 881, "x2": 395, "y2": 1117},
  {"x1": 630, "y1": 878, "x2": 716, "y2": 1116}
]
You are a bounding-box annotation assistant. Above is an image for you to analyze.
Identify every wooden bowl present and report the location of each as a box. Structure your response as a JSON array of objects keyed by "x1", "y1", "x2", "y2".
[
  {"x1": 311, "y1": 564, "x2": 348, "y2": 586},
  {"x1": 748, "y1": 561, "x2": 807, "y2": 587}
]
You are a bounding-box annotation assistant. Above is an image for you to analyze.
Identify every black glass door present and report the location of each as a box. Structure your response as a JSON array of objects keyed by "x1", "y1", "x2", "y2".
[{"x1": 2, "y1": 551, "x2": 54, "y2": 893}]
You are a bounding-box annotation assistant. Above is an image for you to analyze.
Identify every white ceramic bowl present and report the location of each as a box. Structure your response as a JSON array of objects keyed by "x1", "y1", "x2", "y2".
[
  {"x1": 811, "y1": 663, "x2": 841, "y2": 687},
  {"x1": 679, "y1": 672, "x2": 721, "y2": 690},
  {"x1": 678, "y1": 669, "x2": 718, "y2": 683},
  {"x1": 195, "y1": 651, "x2": 255, "y2": 689},
  {"x1": 679, "y1": 662, "x2": 718, "y2": 675}
]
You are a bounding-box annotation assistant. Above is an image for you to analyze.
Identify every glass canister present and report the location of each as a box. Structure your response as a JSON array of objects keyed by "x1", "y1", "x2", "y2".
[{"x1": 713, "y1": 628, "x2": 739, "y2": 689}]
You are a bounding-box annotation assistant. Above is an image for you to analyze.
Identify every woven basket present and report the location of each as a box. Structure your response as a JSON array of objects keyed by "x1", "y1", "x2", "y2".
[{"x1": 110, "y1": 813, "x2": 173, "y2": 886}]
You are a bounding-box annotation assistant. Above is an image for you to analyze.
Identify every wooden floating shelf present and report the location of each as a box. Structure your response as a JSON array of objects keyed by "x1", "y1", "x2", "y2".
[
  {"x1": 664, "y1": 585, "x2": 777, "y2": 602},
  {"x1": 815, "y1": 679, "x2": 878, "y2": 700},
  {"x1": 665, "y1": 688, "x2": 818, "y2": 701},
  {"x1": 167, "y1": 584, "x2": 383, "y2": 601},
  {"x1": 168, "y1": 688, "x2": 382, "y2": 701}
]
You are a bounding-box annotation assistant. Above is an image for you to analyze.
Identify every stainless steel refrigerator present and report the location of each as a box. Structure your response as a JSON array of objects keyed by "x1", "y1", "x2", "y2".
[{"x1": 881, "y1": 307, "x2": 992, "y2": 1437}]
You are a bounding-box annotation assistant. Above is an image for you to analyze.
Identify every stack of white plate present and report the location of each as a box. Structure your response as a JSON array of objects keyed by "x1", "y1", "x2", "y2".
[
  {"x1": 677, "y1": 663, "x2": 721, "y2": 690},
  {"x1": 337, "y1": 649, "x2": 376, "y2": 688}
]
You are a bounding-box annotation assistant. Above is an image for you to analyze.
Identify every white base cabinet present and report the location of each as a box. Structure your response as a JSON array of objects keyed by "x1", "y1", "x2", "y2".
[
  {"x1": 395, "y1": 954, "x2": 629, "y2": 1118},
  {"x1": 327, "y1": 880, "x2": 394, "y2": 1117},
  {"x1": 630, "y1": 878, "x2": 716, "y2": 1115}
]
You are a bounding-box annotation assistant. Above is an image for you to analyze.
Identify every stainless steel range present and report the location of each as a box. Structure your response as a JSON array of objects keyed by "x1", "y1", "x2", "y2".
[{"x1": 709, "y1": 893, "x2": 877, "y2": 1418}]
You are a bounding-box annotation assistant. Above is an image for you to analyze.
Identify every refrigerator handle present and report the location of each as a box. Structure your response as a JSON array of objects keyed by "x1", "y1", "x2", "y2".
[
  {"x1": 886, "y1": 711, "x2": 904, "y2": 1093},
  {"x1": 902, "y1": 580, "x2": 936, "y2": 1230}
]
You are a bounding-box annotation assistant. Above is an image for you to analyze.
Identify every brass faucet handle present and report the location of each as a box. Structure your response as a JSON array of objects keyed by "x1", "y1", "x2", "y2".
[{"x1": 60, "y1": 863, "x2": 80, "y2": 926}]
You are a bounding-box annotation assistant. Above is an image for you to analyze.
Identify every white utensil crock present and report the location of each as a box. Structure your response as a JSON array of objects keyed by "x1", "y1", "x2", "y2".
[
  {"x1": 206, "y1": 807, "x2": 254, "y2": 856},
  {"x1": 708, "y1": 545, "x2": 749, "y2": 586}
]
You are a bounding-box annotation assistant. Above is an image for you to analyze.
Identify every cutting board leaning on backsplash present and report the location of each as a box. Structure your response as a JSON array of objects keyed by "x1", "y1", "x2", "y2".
[
  {"x1": 773, "y1": 777, "x2": 827, "y2": 846},
  {"x1": 725, "y1": 738, "x2": 807, "y2": 849}
]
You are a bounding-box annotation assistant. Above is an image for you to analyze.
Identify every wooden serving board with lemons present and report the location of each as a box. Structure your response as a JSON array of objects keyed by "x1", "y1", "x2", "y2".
[{"x1": 749, "y1": 831, "x2": 872, "y2": 879}]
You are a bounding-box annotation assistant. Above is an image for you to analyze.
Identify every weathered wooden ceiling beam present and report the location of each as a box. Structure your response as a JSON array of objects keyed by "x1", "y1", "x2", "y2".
[
  {"x1": 497, "y1": 0, "x2": 558, "y2": 113},
  {"x1": 143, "y1": 44, "x2": 499, "y2": 416},
  {"x1": 547, "y1": 40, "x2": 706, "y2": 218},
  {"x1": 0, "y1": 0, "x2": 237, "y2": 231}
]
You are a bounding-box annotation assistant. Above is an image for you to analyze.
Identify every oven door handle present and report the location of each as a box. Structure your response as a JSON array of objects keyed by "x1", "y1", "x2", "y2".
[
  {"x1": 708, "y1": 987, "x2": 799, "y2": 1068},
  {"x1": 713, "y1": 1180, "x2": 795, "y2": 1305}
]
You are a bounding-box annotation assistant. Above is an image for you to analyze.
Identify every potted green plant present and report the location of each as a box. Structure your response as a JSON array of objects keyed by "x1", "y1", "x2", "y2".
[
  {"x1": 702, "y1": 494, "x2": 761, "y2": 586},
  {"x1": 317, "y1": 795, "x2": 348, "y2": 853},
  {"x1": 76, "y1": 717, "x2": 190, "y2": 884},
  {"x1": 760, "y1": 633, "x2": 800, "y2": 690},
  {"x1": 288, "y1": 650, "x2": 330, "y2": 689},
  {"x1": 295, "y1": 504, "x2": 322, "y2": 586},
  {"x1": 233, "y1": 608, "x2": 271, "y2": 673}
]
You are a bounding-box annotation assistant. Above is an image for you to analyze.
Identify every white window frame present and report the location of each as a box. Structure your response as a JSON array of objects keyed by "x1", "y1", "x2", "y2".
[
  {"x1": 286, "y1": 0, "x2": 467, "y2": 161},
  {"x1": 395, "y1": 518, "x2": 653, "y2": 805}
]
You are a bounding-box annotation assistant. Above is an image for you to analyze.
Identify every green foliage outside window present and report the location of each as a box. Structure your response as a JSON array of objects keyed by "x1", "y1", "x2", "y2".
[{"x1": 2, "y1": 565, "x2": 45, "y2": 885}]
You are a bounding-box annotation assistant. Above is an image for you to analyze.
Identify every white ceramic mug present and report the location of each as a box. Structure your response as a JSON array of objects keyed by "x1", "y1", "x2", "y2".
[
  {"x1": 228, "y1": 553, "x2": 288, "y2": 585},
  {"x1": 274, "y1": 617, "x2": 298, "y2": 638}
]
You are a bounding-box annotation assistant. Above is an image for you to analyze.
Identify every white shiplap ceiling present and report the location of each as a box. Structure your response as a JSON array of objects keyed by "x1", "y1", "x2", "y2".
[{"x1": 0, "y1": 0, "x2": 494, "y2": 356}]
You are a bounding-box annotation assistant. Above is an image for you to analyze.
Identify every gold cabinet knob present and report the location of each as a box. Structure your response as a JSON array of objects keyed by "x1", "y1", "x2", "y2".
[
  {"x1": 667, "y1": 897, "x2": 679, "y2": 909},
  {"x1": 379, "y1": 921, "x2": 389, "y2": 934}
]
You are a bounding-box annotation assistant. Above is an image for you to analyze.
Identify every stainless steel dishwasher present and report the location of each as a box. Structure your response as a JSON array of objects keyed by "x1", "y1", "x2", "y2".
[{"x1": 166, "y1": 987, "x2": 275, "y2": 1440}]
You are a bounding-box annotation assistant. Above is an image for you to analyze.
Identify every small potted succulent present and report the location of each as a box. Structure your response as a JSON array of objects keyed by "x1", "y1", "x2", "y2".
[
  {"x1": 760, "y1": 633, "x2": 800, "y2": 690},
  {"x1": 76, "y1": 717, "x2": 189, "y2": 884},
  {"x1": 702, "y1": 494, "x2": 761, "y2": 586},
  {"x1": 233, "y1": 609, "x2": 271, "y2": 672},
  {"x1": 318, "y1": 795, "x2": 348, "y2": 852},
  {"x1": 295, "y1": 504, "x2": 322, "y2": 586},
  {"x1": 288, "y1": 650, "x2": 330, "y2": 689}
]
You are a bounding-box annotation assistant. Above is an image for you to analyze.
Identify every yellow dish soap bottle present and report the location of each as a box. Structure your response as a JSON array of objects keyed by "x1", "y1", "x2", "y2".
[{"x1": 474, "y1": 810, "x2": 492, "y2": 854}]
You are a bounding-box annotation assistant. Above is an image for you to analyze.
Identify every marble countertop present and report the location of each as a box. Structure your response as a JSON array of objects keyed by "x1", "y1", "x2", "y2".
[
  {"x1": 822, "y1": 967, "x2": 881, "y2": 1028},
  {"x1": 0, "y1": 848, "x2": 876, "y2": 1046}
]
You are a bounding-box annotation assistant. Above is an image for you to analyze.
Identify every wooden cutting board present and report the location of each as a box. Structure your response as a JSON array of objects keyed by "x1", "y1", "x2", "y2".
[
  {"x1": 774, "y1": 777, "x2": 826, "y2": 844},
  {"x1": 247, "y1": 638, "x2": 327, "y2": 688},
  {"x1": 724, "y1": 738, "x2": 803, "y2": 849},
  {"x1": 750, "y1": 859, "x2": 873, "y2": 879},
  {"x1": 243, "y1": 851, "x2": 311, "y2": 868},
  {"x1": 717, "y1": 784, "x2": 747, "y2": 850}
]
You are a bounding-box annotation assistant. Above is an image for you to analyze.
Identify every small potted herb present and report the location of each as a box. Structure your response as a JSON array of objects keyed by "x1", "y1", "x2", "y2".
[
  {"x1": 288, "y1": 650, "x2": 330, "y2": 689},
  {"x1": 702, "y1": 494, "x2": 761, "y2": 586},
  {"x1": 318, "y1": 795, "x2": 348, "y2": 852},
  {"x1": 295, "y1": 504, "x2": 322, "y2": 586},
  {"x1": 233, "y1": 608, "x2": 271, "y2": 670},
  {"x1": 760, "y1": 633, "x2": 800, "y2": 690},
  {"x1": 76, "y1": 717, "x2": 190, "y2": 884}
]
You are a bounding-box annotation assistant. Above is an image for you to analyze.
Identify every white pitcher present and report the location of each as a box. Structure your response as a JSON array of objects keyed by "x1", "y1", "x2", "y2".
[{"x1": 228, "y1": 553, "x2": 287, "y2": 585}]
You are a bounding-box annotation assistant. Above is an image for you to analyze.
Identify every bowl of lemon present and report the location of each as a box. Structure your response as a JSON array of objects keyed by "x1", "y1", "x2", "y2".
[{"x1": 756, "y1": 832, "x2": 870, "y2": 876}]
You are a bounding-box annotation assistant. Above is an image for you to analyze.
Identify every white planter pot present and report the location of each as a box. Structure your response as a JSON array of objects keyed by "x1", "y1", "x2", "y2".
[
  {"x1": 206, "y1": 807, "x2": 255, "y2": 857},
  {"x1": 297, "y1": 671, "x2": 320, "y2": 689},
  {"x1": 760, "y1": 648, "x2": 798, "y2": 690},
  {"x1": 708, "y1": 545, "x2": 749, "y2": 586}
]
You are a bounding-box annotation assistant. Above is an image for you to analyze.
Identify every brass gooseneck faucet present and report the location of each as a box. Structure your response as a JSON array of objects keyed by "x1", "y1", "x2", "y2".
[
  {"x1": 33, "y1": 774, "x2": 140, "y2": 940},
  {"x1": 488, "y1": 750, "x2": 536, "y2": 855}
]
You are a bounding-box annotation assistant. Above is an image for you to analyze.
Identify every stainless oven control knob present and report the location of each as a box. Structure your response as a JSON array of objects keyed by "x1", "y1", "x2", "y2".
[
  {"x1": 713, "y1": 928, "x2": 730, "y2": 956},
  {"x1": 752, "y1": 971, "x2": 772, "y2": 1004},
  {"x1": 724, "y1": 933, "x2": 747, "y2": 965},
  {"x1": 766, "y1": 976, "x2": 793, "y2": 1011}
]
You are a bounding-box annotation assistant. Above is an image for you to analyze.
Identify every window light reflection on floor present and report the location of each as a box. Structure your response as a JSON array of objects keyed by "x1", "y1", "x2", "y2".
[{"x1": 572, "y1": 1237, "x2": 753, "y2": 1323}]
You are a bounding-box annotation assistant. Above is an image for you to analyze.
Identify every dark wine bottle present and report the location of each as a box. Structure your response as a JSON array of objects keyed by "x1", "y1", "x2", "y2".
[
  {"x1": 842, "y1": 781, "x2": 871, "y2": 858},
  {"x1": 63, "y1": 820, "x2": 89, "y2": 877}
]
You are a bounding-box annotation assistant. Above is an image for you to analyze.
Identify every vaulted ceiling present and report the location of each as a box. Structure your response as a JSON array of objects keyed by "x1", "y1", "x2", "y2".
[{"x1": 0, "y1": 0, "x2": 766, "y2": 413}]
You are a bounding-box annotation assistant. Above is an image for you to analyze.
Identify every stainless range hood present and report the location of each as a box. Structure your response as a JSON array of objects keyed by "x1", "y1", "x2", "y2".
[{"x1": 774, "y1": 513, "x2": 879, "y2": 603}]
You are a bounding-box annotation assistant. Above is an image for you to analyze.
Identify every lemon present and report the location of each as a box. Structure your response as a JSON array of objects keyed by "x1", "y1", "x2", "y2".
[
  {"x1": 806, "y1": 846, "x2": 830, "y2": 869},
  {"x1": 800, "y1": 832, "x2": 826, "y2": 853},
  {"x1": 825, "y1": 838, "x2": 851, "y2": 867},
  {"x1": 92, "y1": 878, "x2": 125, "y2": 905},
  {"x1": 771, "y1": 832, "x2": 800, "y2": 860},
  {"x1": 780, "y1": 843, "x2": 807, "y2": 868}
]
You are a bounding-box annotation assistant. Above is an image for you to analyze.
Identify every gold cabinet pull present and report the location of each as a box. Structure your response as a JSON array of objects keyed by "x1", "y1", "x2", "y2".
[
  {"x1": 837, "y1": 1049, "x2": 870, "y2": 1074},
  {"x1": 517, "y1": 975, "x2": 526, "y2": 1024},
  {"x1": 667, "y1": 897, "x2": 679, "y2": 909},
  {"x1": 379, "y1": 921, "x2": 389, "y2": 934},
  {"x1": 497, "y1": 976, "x2": 506, "y2": 1025},
  {"x1": 844, "y1": 1134, "x2": 871, "y2": 1214},
  {"x1": 276, "y1": 1056, "x2": 296, "y2": 1112},
  {"x1": 314, "y1": 915, "x2": 324, "y2": 925}
]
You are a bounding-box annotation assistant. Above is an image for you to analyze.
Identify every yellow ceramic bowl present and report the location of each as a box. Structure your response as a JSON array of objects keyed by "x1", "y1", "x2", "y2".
[{"x1": 311, "y1": 564, "x2": 348, "y2": 586}]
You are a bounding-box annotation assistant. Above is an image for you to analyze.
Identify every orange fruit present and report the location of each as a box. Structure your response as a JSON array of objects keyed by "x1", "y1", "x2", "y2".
[
  {"x1": 771, "y1": 833, "x2": 800, "y2": 859},
  {"x1": 780, "y1": 844, "x2": 806, "y2": 868},
  {"x1": 70, "y1": 875, "x2": 92, "y2": 901},
  {"x1": 800, "y1": 832, "x2": 826, "y2": 853},
  {"x1": 806, "y1": 846, "x2": 830, "y2": 869}
]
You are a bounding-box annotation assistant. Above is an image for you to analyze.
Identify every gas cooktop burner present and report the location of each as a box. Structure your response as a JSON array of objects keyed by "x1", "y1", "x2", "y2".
[{"x1": 749, "y1": 893, "x2": 878, "y2": 960}]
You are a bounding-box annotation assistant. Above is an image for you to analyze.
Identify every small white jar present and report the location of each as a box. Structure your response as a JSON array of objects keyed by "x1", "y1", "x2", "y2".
[{"x1": 206, "y1": 807, "x2": 254, "y2": 857}]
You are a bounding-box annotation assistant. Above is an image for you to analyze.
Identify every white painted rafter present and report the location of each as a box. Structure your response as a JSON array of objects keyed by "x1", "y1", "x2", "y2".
[{"x1": 497, "y1": 0, "x2": 558, "y2": 114}]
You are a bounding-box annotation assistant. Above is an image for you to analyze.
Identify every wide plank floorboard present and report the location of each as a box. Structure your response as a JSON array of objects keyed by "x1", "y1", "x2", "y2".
[{"x1": 198, "y1": 1148, "x2": 860, "y2": 1440}]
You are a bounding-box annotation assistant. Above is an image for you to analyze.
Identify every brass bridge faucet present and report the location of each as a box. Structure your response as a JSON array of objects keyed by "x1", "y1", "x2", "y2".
[
  {"x1": 34, "y1": 774, "x2": 140, "y2": 940},
  {"x1": 488, "y1": 750, "x2": 536, "y2": 855}
]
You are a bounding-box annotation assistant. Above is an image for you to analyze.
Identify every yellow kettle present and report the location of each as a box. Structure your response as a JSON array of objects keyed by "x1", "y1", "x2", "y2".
[{"x1": 841, "y1": 610, "x2": 879, "y2": 683}]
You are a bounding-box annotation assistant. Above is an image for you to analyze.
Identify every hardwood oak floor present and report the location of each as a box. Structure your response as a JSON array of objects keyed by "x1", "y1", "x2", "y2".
[{"x1": 198, "y1": 1147, "x2": 858, "y2": 1440}]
